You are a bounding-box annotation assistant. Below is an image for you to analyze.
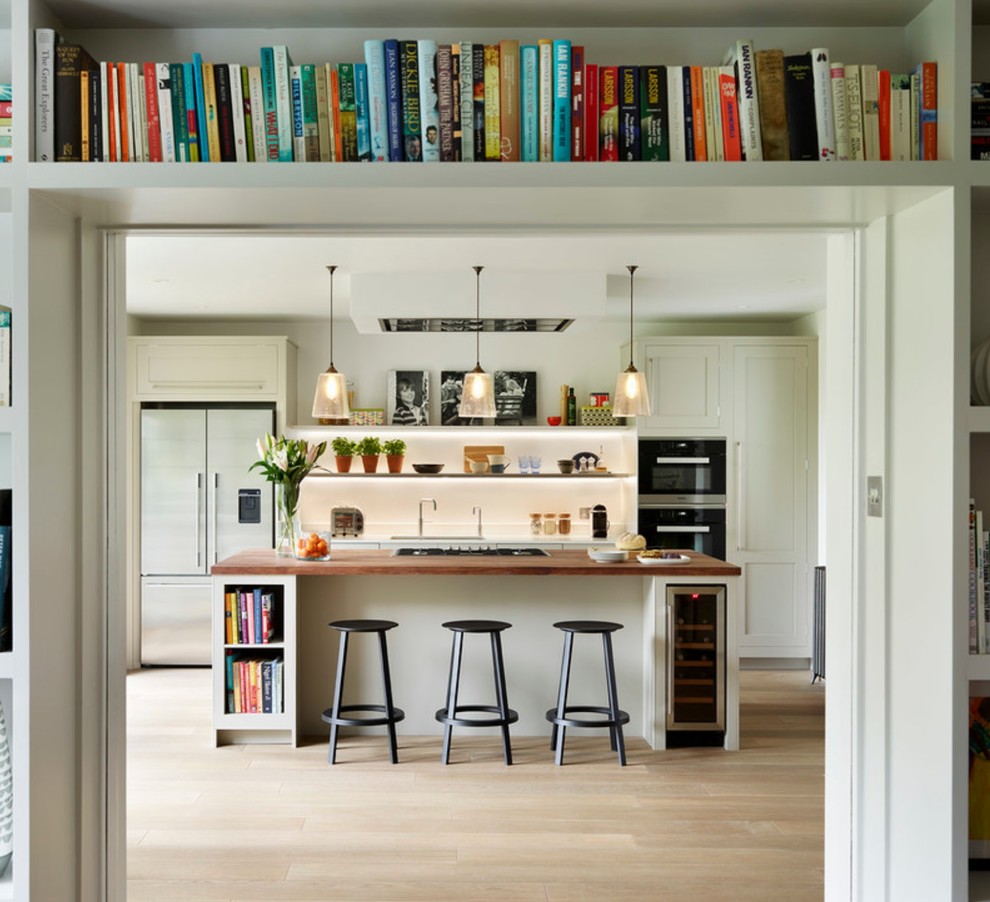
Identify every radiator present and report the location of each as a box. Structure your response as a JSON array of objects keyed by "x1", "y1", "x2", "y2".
[{"x1": 812, "y1": 565, "x2": 826, "y2": 683}]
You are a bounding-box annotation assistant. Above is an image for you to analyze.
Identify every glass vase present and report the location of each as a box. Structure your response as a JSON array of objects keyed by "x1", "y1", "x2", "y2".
[{"x1": 274, "y1": 482, "x2": 300, "y2": 557}]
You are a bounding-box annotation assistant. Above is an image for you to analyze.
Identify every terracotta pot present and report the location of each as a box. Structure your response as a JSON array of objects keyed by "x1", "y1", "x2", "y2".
[
  {"x1": 335, "y1": 455, "x2": 353, "y2": 473},
  {"x1": 361, "y1": 454, "x2": 380, "y2": 473},
  {"x1": 386, "y1": 454, "x2": 405, "y2": 474}
]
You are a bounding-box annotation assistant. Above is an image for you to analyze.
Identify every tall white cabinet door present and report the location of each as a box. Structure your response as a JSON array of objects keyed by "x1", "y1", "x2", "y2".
[
  {"x1": 639, "y1": 340, "x2": 721, "y2": 434},
  {"x1": 731, "y1": 344, "x2": 811, "y2": 658}
]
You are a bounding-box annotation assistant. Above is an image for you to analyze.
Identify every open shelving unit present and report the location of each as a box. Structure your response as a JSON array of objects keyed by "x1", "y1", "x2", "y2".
[{"x1": 3, "y1": 0, "x2": 974, "y2": 898}]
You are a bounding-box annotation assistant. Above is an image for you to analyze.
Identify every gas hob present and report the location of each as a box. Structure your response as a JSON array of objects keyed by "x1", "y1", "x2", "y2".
[{"x1": 392, "y1": 546, "x2": 550, "y2": 557}]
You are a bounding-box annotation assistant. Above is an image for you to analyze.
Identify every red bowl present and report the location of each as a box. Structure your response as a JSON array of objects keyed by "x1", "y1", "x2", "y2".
[{"x1": 546, "y1": 416, "x2": 562, "y2": 426}]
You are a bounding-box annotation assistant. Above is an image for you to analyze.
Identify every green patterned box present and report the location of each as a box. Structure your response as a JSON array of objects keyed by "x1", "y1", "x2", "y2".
[{"x1": 579, "y1": 406, "x2": 624, "y2": 427}]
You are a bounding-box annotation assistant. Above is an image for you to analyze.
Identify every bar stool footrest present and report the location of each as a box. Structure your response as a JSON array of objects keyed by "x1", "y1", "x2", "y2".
[
  {"x1": 546, "y1": 705, "x2": 630, "y2": 730},
  {"x1": 323, "y1": 704, "x2": 406, "y2": 728},
  {"x1": 436, "y1": 705, "x2": 519, "y2": 728}
]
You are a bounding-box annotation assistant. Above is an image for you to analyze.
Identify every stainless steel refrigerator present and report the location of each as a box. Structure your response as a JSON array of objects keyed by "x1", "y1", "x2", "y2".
[{"x1": 140, "y1": 405, "x2": 274, "y2": 665}]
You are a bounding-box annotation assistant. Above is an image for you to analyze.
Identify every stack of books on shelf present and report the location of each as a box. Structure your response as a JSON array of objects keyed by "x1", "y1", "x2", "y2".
[
  {"x1": 0, "y1": 86, "x2": 10, "y2": 163},
  {"x1": 971, "y1": 499, "x2": 990, "y2": 654},
  {"x1": 224, "y1": 653, "x2": 284, "y2": 714},
  {"x1": 35, "y1": 28, "x2": 939, "y2": 164},
  {"x1": 973, "y1": 84, "x2": 990, "y2": 160},
  {"x1": 224, "y1": 587, "x2": 278, "y2": 645}
]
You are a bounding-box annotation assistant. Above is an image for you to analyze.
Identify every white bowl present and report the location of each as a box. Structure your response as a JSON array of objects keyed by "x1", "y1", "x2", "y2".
[{"x1": 587, "y1": 548, "x2": 629, "y2": 563}]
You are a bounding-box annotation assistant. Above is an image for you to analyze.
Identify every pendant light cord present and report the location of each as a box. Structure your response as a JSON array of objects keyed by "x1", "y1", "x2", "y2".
[
  {"x1": 627, "y1": 264, "x2": 638, "y2": 368},
  {"x1": 327, "y1": 264, "x2": 337, "y2": 368},
  {"x1": 473, "y1": 265, "x2": 483, "y2": 367}
]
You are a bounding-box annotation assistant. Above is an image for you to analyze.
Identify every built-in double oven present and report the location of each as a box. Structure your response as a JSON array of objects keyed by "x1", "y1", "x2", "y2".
[{"x1": 637, "y1": 438, "x2": 727, "y2": 560}]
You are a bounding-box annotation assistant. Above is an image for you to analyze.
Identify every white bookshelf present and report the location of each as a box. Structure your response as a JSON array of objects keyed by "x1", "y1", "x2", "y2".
[{"x1": 4, "y1": 0, "x2": 973, "y2": 899}]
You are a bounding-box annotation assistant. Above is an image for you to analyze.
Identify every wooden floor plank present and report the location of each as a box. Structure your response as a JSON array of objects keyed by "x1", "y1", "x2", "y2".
[{"x1": 127, "y1": 667, "x2": 824, "y2": 901}]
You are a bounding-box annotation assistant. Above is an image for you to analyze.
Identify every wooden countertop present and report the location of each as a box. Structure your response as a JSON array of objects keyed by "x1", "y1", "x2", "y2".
[{"x1": 212, "y1": 548, "x2": 741, "y2": 577}]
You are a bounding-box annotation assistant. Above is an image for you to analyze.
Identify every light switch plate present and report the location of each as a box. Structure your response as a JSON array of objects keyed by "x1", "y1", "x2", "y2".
[{"x1": 867, "y1": 476, "x2": 883, "y2": 517}]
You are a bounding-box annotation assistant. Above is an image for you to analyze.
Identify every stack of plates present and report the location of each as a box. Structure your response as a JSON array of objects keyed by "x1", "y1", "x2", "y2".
[
  {"x1": 587, "y1": 548, "x2": 628, "y2": 563},
  {"x1": 974, "y1": 337, "x2": 990, "y2": 405}
]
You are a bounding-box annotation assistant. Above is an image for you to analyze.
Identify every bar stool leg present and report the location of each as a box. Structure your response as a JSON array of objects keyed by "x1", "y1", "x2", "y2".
[
  {"x1": 328, "y1": 632, "x2": 350, "y2": 765},
  {"x1": 602, "y1": 631, "x2": 626, "y2": 766},
  {"x1": 551, "y1": 631, "x2": 575, "y2": 765},
  {"x1": 490, "y1": 631, "x2": 513, "y2": 766},
  {"x1": 441, "y1": 631, "x2": 464, "y2": 765},
  {"x1": 378, "y1": 630, "x2": 400, "y2": 765}
]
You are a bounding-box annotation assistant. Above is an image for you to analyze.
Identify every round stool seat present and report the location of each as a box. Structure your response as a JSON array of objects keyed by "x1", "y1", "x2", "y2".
[
  {"x1": 442, "y1": 619, "x2": 512, "y2": 633},
  {"x1": 329, "y1": 619, "x2": 398, "y2": 633},
  {"x1": 553, "y1": 620, "x2": 624, "y2": 634}
]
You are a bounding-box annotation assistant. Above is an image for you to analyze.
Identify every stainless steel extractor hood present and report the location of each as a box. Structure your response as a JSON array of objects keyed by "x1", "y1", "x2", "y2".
[{"x1": 379, "y1": 317, "x2": 573, "y2": 332}]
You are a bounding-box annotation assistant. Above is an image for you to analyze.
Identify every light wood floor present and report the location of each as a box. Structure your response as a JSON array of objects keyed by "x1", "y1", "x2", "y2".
[{"x1": 127, "y1": 668, "x2": 824, "y2": 901}]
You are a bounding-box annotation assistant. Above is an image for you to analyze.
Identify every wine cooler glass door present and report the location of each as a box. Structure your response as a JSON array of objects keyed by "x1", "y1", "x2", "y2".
[{"x1": 666, "y1": 586, "x2": 725, "y2": 731}]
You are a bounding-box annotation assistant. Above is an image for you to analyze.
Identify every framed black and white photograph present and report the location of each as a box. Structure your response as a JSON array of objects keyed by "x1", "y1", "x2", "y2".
[
  {"x1": 440, "y1": 370, "x2": 470, "y2": 426},
  {"x1": 387, "y1": 370, "x2": 429, "y2": 426},
  {"x1": 494, "y1": 371, "x2": 537, "y2": 425}
]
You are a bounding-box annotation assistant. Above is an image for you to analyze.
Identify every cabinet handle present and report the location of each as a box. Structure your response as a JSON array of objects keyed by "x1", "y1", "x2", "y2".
[
  {"x1": 195, "y1": 473, "x2": 203, "y2": 568},
  {"x1": 655, "y1": 456, "x2": 710, "y2": 465},
  {"x1": 212, "y1": 472, "x2": 219, "y2": 564},
  {"x1": 655, "y1": 526, "x2": 710, "y2": 533},
  {"x1": 736, "y1": 441, "x2": 746, "y2": 551}
]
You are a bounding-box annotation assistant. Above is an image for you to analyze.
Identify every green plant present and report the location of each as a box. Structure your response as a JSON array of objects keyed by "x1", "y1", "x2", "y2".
[
  {"x1": 355, "y1": 435, "x2": 382, "y2": 456},
  {"x1": 330, "y1": 436, "x2": 357, "y2": 456},
  {"x1": 250, "y1": 433, "x2": 327, "y2": 487},
  {"x1": 382, "y1": 438, "x2": 407, "y2": 456}
]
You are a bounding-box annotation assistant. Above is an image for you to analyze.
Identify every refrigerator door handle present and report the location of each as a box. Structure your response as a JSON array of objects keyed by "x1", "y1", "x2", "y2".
[
  {"x1": 212, "y1": 472, "x2": 219, "y2": 564},
  {"x1": 195, "y1": 473, "x2": 203, "y2": 569}
]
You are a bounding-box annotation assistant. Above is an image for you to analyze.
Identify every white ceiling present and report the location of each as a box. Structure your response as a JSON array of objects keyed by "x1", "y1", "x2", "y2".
[{"x1": 125, "y1": 231, "x2": 829, "y2": 324}]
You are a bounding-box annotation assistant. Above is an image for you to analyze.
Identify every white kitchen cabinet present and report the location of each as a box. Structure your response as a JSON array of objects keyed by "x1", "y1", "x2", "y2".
[
  {"x1": 729, "y1": 341, "x2": 815, "y2": 660},
  {"x1": 636, "y1": 339, "x2": 722, "y2": 435}
]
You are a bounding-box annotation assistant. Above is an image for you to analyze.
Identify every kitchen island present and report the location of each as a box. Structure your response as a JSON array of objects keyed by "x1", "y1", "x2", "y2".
[{"x1": 212, "y1": 549, "x2": 741, "y2": 752}]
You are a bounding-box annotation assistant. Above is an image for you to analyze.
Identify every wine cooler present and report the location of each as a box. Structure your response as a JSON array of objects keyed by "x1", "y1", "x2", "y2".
[{"x1": 666, "y1": 585, "x2": 725, "y2": 745}]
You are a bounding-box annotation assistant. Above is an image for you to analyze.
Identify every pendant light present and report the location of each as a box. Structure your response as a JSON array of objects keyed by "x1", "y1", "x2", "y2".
[
  {"x1": 458, "y1": 265, "x2": 497, "y2": 419},
  {"x1": 311, "y1": 264, "x2": 351, "y2": 424},
  {"x1": 612, "y1": 264, "x2": 652, "y2": 417}
]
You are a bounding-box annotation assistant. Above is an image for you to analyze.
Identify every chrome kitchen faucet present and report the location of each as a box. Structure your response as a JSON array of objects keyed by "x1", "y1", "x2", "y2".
[{"x1": 418, "y1": 498, "x2": 437, "y2": 536}]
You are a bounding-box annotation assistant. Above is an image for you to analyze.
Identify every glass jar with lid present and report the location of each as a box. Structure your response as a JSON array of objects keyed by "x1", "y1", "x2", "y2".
[
  {"x1": 558, "y1": 513, "x2": 572, "y2": 536},
  {"x1": 529, "y1": 513, "x2": 543, "y2": 535},
  {"x1": 543, "y1": 513, "x2": 558, "y2": 536}
]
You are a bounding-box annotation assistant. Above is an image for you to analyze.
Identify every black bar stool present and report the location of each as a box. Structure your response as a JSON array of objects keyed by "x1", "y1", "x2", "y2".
[
  {"x1": 322, "y1": 619, "x2": 405, "y2": 765},
  {"x1": 435, "y1": 620, "x2": 518, "y2": 765},
  {"x1": 546, "y1": 620, "x2": 630, "y2": 766}
]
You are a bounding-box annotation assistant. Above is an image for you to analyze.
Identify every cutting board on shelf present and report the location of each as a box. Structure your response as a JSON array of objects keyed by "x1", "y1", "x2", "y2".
[{"x1": 463, "y1": 444, "x2": 505, "y2": 472}]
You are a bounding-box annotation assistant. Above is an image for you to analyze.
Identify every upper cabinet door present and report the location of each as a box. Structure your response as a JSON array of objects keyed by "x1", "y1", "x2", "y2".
[{"x1": 638, "y1": 340, "x2": 721, "y2": 435}]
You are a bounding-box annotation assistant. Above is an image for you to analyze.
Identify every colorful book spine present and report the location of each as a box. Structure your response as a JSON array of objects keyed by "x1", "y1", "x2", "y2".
[
  {"x1": 290, "y1": 65, "x2": 304, "y2": 160},
  {"x1": 354, "y1": 63, "x2": 372, "y2": 161},
  {"x1": 599, "y1": 65, "x2": 619, "y2": 162},
  {"x1": 754, "y1": 49, "x2": 788, "y2": 161},
  {"x1": 691, "y1": 65, "x2": 708, "y2": 161},
  {"x1": 239, "y1": 65, "x2": 254, "y2": 162},
  {"x1": 845, "y1": 64, "x2": 864, "y2": 161},
  {"x1": 273, "y1": 45, "x2": 294, "y2": 161},
  {"x1": 214, "y1": 62, "x2": 235, "y2": 161},
  {"x1": 520, "y1": 44, "x2": 539, "y2": 162},
  {"x1": 182, "y1": 61, "x2": 201, "y2": 161},
  {"x1": 878, "y1": 69, "x2": 892, "y2": 161},
  {"x1": 418, "y1": 40, "x2": 440, "y2": 162},
  {"x1": 337, "y1": 63, "x2": 358, "y2": 162},
  {"x1": 459, "y1": 42, "x2": 474, "y2": 162},
  {"x1": 916, "y1": 61, "x2": 937, "y2": 160},
  {"x1": 247, "y1": 65, "x2": 266, "y2": 163},
  {"x1": 329, "y1": 66, "x2": 342, "y2": 162},
  {"x1": 552, "y1": 39, "x2": 572, "y2": 161},
  {"x1": 783, "y1": 53, "x2": 818, "y2": 161},
  {"x1": 861, "y1": 64, "x2": 881, "y2": 161},
  {"x1": 570, "y1": 45, "x2": 584, "y2": 162},
  {"x1": 168, "y1": 62, "x2": 186, "y2": 162},
  {"x1": 811, "y1": 48, "x2": 836, "y2": 161},
  {"x1": 436, "y1": 44, "x2": 456, "y2": 162},
  {"x1": 584, "y1": 62, "x2": 599, "y2": 162},
  {"x1": 259, "y1": 47, "x2": 279, "y2": 161},
  {"x1": 302, "y1": 63, "x2": 320, "y2": 162},
  {"x1": 384, "y1": 39, "x2": 403, "y2": 161},
  {"x1": 228, "y1": 63, "x2": 248, "y2": 162},
  {"x1": 718, "y1": 66, "x2": 742, "y2": 162},
  {"x1": 399, "y1": 40, "x2": 422, "y2": 161},
  {"x1": 830, "y1": 62, "x2": 849, "y2": 161},
  {"x1": 472, "y1": 44, "x2": 486, "y2": 161},
  {"x1": 640, "y1": 65, "x2": 669, "y2": 162},
  {"x1": 499, "y1": 39, "x2": 520, "y2": 161},
  {"x1": 192, "y1": 52, "x2": 210, "y2": 161},
  {"x1": 364, "y1": 41, "x2": 389, "y2": 162},
  {"x1": 225, "y1": 654, "x2": 235, "y2": 712},
  {"x1": 483, "y1": 44, "x2": 500, "y2": 161},
  {"x1": 538, "y1": 39, "x2": 553, "y2": 161},
  {"x1": 619, "y1": 65, "x2": 640, "y2": 161},
  {"x1": 201, "y1": 61, "x2": 221, "y2": 162},
  {"x1": 142, "y1": 61, "x2": 163, "y2": 162},
  {"x1": 450, "y1": 44, "x2": 462, "y2": 162},
  {"x1": 107, "y1": 63, "x2": 119, "y2": 162},
  {"x1": 723, "y1": 38, "x2": 763, "y2": 161},
  {"x1": 117, "y1": 62, "x2": 132, "y2": 162}
]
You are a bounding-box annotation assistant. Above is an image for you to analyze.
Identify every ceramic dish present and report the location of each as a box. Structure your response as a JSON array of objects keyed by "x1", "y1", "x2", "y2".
[
  {"x1": 587, "y1": 548, "x2": 629, "y2": 563},
  {"x1": 637, "y1": 553, "x2": 691, "y2": 565},
  {"x1": 572, "y1": 451, "x2": 600, "y2": 470},
  {"x1": 412, "y1": 463, "x2": 444, "y2": 474}
]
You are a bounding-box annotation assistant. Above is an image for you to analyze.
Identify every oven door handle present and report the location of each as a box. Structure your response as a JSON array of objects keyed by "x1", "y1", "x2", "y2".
[
  {"x1": 654, "y1": 525, "x2": 710, "y2": 533},
  {"x1": 654, "y1": 456, "x2": 710, "y2": 465}
]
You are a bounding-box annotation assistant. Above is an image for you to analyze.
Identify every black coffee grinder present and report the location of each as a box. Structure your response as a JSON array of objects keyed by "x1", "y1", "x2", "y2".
[{"x1": 591, "y1": 504, "x2": 609, "y2": 539}]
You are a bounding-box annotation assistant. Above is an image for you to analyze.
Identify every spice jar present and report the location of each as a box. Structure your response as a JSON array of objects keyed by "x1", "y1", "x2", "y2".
[
  {"x1": 558, "y1": 513, "x2": 572, "y2": 536},
  {"x1": 529, "y1": 513, "x2": 543, "y2": 535},
  {"x1": 543, "y1": 513, "x2": 558, "y2": 536}
]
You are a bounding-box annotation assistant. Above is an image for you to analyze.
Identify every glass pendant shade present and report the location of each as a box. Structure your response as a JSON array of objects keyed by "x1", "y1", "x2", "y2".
[
  {"x1": 312, "y1": 365, "x2": 350, "y2": 423},
  {"x1": 614, "y1": 263, "x2": 652, "y2": 417},
  {"x1": 311, "y1": 264, "x2": 351, "y2": 424},
  {"x1": 457, "y1": 265, "x2": 497, "y2": 419},
  {"x1": 459, "y1": 365, "x2": 497, "y2": 419},
  {"x1": 612, "y1": 365, "x2": 651, "y2": 417}
]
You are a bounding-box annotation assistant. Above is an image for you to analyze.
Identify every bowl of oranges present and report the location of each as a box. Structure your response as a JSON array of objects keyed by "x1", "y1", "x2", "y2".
[{"x1": 294, "y1": 529, "x2": 331, "y2": 561}]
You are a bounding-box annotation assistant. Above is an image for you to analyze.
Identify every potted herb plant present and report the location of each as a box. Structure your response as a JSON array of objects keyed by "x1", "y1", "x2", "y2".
[
  {"x1": 330, "y1": 435, "x2": 357, "y2": 473},
  {"x1": 383, "y1": 438, "x2": 407, "y2": 474},
  {"x1": 356, "y1": 435, "x2": 383, "y2": 473}
]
